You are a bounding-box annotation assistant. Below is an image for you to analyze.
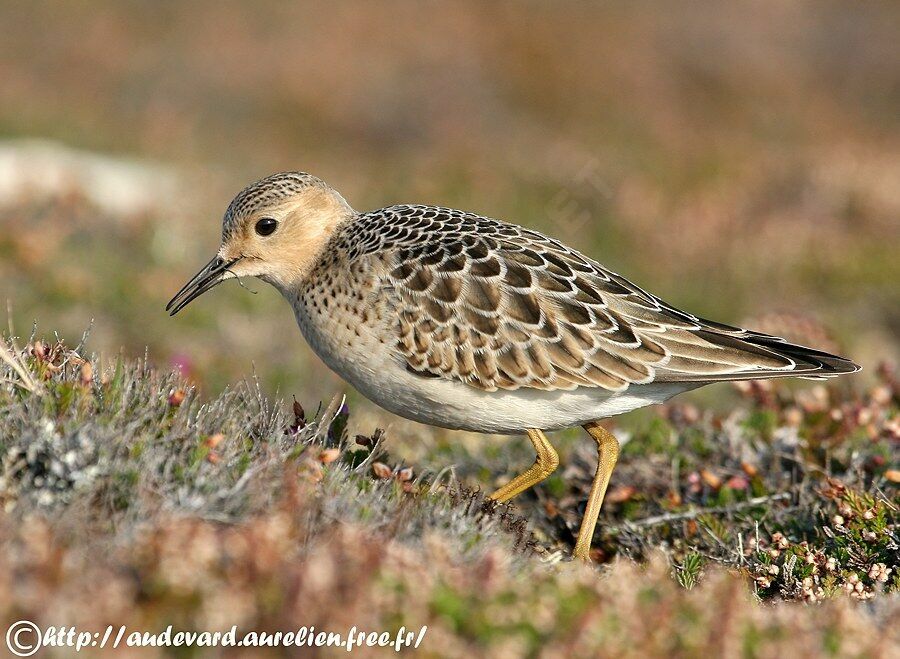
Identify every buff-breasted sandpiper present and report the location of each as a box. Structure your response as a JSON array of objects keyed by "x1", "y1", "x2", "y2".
[{"x1": 167, "y1": 172, "x2": 860, "y2": 561}]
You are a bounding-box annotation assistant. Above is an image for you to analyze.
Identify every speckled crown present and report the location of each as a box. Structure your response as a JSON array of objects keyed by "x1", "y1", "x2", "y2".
[{"x1": 222, "y1": 171, "x2": 326, "y2": 238}]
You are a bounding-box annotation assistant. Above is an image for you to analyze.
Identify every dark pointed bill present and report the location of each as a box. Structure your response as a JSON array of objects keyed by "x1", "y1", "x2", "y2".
[{"x1": 166, "y1": 256, "x2": 242, "y2": 316}]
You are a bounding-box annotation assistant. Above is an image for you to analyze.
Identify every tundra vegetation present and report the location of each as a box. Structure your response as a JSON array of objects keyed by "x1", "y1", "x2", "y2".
[
  {"x1": 1, "y1": 334, "x2": 896, "y2": 656},
  {"x1": 1, "y1": 2, "x2": 898, "y2": 655}
]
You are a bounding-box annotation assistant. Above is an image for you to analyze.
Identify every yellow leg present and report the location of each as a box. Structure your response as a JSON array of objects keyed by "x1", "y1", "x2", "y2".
[
  {"x1": 573, "y1": 421, "x2": 620, "y2": 561},
  {"x1": 489, "y1": 429, "x2": 559, "y2": 503}
]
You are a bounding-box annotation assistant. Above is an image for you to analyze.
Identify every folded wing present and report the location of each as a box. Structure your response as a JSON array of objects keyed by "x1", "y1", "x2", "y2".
[{"x1": 371, "y1": 206, "x2": 859, "y2": 392}]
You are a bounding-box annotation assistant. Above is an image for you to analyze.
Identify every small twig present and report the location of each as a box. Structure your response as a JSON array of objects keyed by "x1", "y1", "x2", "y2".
[
  {"x1": 3, "y1": 304, "x2": 43, "y2": 394},
  {"x1": 0, "y1": 339, "x2": 43, "y2": 394},
  {"x1": 619, "y1": 493, "x2": 792, "y2": 529},
  {"x1": 701, "y1": 524, "x2": 729, "y2": 550},
  {"x1": 427, "y1": 465, "x2": 458, "y2": 495},
  {"x1": 74, "y1": 321, "x2": 94, "y2": 354},
  {"x1": 215, "y1": 464, "x2": 263, "y2": 501},
  {"x1": 1, "y1": 376, "x2": 30, "y2": 389},
  {"x1": 351, "y1": 429, "x2": 388, "y2": 474},
  {"x1": 224, "y1": 267, "x2": 258, "y2": 294}
]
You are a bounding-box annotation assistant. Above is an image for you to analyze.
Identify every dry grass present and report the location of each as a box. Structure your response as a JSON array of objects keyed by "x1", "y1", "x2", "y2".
[{"x1": 1, "y1": 337, "x2": 897, "y2": 657}]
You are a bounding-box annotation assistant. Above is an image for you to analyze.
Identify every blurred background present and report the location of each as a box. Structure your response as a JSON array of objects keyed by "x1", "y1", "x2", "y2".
[{"x1": 1, "y1": 1, "x2": 897, "y2": 445}]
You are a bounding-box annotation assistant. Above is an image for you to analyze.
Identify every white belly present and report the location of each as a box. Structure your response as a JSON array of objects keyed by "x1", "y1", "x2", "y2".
[
  {"x1": 293, "y1": 300, "x2": 693, "y2": 434},
  {"x1": 355, "y1": 368, "x2": 693, "y2": 434}
]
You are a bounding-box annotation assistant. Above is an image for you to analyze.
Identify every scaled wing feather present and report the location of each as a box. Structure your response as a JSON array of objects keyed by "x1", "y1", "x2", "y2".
[{"x1": 335, "y1": 205, "x2": 859, "y2": 392}]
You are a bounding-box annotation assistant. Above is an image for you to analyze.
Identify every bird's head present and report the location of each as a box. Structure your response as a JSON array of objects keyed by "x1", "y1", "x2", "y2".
[{"x1": 167, "y1": 172, "x2": 354, "y2": 315}]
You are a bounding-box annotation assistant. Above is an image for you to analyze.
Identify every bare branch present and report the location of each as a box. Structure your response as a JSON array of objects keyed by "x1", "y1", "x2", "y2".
[{"x1": 614, "y1": 493, "x2": 793, "y2": 530}]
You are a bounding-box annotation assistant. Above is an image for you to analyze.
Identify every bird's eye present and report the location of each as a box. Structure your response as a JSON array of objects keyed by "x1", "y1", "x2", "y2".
[{"x1": 254, "y1": 217, "x2": 278, "y2": 236}]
